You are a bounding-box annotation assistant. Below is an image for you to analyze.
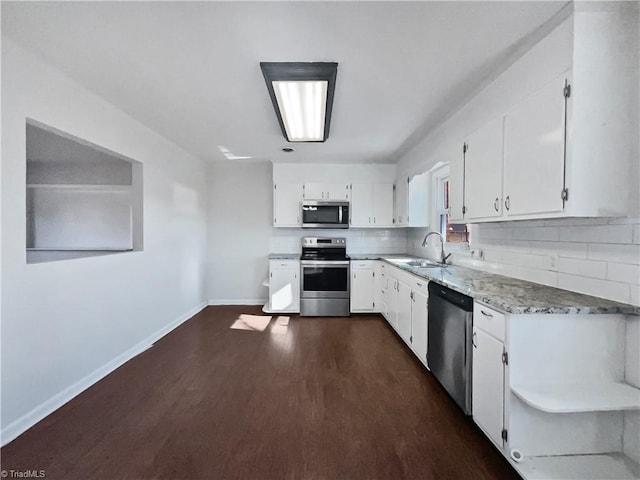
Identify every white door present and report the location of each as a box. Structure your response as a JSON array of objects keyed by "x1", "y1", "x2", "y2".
[
  {"x1": 270, "y1": 268, "x2": 299, "y2": 312},
  {"x1": 465, "y1": 117, "x2": 504, "y2": 220},
  {"x1": 325, "y1": 183, "x2": 350, "y2": 201},
  {"x1": 350, "y1": 184, "x2": 372, "y2": 226},
  {"x1": 472, "y1": 327, "x2": 505, "y2": 447},
  {"x1": 351, "y1": 269, "x2": 374, "y2": 311},
  {"x1": 395, "y1": 177, "x2": 409, "y2": 225},
  {"x1": 408, "y1": 172, "x2": 430, "y2": 227},
  {"x1": 274, "y1": 183, "x2": 303, "y2": 227},
  {"x1": 396, "y1": 280, "x2": 412, "y2": 343},
  {"x1": 372, "y1": 184, "x2": 394, "y2": 227},
  {"x1": 449, "y1": 144, "x2": 466, "y2": 223},
  {"x1": 411, "y1": 290, "x2": 428, "y2": 366},
  {"x1": 503, "y1": 75, "x2": 566, "y2": 217},
  {"x1": 303, "y1": 182, "x2": 325, "y2": 200}
]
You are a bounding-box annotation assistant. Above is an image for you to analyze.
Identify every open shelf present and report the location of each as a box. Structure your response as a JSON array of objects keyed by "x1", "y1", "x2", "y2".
[
  {"x1": 515, "y1": 453, "x2": 640, "y2": 480},
  {"x1": 511, "y1": 382, "x2": 640, "y2": 413}
]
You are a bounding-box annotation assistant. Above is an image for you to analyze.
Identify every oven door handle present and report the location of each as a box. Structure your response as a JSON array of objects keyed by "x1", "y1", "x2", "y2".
[{"x1": 300, "y1": 260, "x2": 350, "y2": 266}]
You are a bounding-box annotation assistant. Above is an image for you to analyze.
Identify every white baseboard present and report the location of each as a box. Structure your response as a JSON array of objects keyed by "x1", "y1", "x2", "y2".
[
  {"x1": 208, "y1": 298, "x2": 267, "y2": 306},
  {"x1": 0, "y1": 301, "x2": 207, "y2": 447}
]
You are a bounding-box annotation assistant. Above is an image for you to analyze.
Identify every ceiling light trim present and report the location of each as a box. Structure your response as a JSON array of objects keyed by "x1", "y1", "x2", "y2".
[{"x1": 260, "y1": 62, "x2": 338, "y2": 143}]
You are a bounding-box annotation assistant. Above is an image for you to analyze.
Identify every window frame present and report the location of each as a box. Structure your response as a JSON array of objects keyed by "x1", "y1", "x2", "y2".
[{"x1": 430, "y1": 162, "x2": 470, "y2": 250}]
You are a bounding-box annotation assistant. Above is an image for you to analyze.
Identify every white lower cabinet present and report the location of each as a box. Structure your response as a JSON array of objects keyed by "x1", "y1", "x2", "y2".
[
  {"x1": 264, "y1": 260, "x2": 300, "y2": 313},
  {"x1": 350, "y1": 261, "x2": 375, "y2": 313},
  {"x1": 411, "y1": 289, "x2": 428, "y2": 365},
  {"x1": 383, "y1": 264, "x2": 429, "y2": 368},
  {"x1": 470, "y1": 300, "x2": 640, "y2": 480},
  {"x1": 472, "y1": 324, "x2": 506, "y2": 447}
]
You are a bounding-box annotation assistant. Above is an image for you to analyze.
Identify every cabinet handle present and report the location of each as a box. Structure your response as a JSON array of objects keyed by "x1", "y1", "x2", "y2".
[
  {"x1": 369, "y1": 216, "x2": 371, "y2": 224},
  {"x1": 416, "y1": 282, "x2": 423, "y2": 287},
  {"x1": 505, "y1": 196, "x2": 511, "y2": 211},
  {"x1": 494, "y1": 198, "x2": 499, "y2": 212},
  {"x1": 472, "y1": 332, "x2": 477, "y2": 348},
  {"x1": 374, "y1": 217, "x2": 376, "y2": 223},
  {"x1": 297, "y1": 216, "x2": 300, "y2": 223},
  {"x1": 480, "y1": 310, "x2": 494, "y2": 318}
]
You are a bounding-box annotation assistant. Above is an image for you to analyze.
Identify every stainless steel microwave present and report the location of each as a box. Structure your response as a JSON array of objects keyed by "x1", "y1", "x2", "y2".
[{"x1": 301, "y1": 201, "x2": 349, "y2": 229}]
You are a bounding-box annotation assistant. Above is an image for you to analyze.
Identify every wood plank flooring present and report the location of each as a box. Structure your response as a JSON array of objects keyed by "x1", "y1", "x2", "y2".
[{"x1": 1, "y1": 306, "x2": 519, "y2": 479}]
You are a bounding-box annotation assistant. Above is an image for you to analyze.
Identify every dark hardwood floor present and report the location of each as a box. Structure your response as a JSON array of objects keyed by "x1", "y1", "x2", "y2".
[{"x1": 1, "y1": 306, "x2": 519, "y2": 479}]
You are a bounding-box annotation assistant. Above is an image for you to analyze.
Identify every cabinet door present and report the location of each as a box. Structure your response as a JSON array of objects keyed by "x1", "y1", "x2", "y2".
[
  {"x1": 408, "y1": 172, "x2": 430, "y2": 227},
  {"x1": 372, "y1": 183, "x2": 394, "y2": 227},
  {"x1": 503, "y1": 75, "x2": 566, "y2": 217},
  {"x1": 351, "y1": 269, "x2": 375, "y2": 312},
  {"x1": 350, "y1": 184, "x2": 372, "y2": 226},
  {"x1": 386, "y1": 278, "x2": 398, "y2": 329},
  {"x1": 465, "y1": 117, "x2": 504, "y2": 220},
  {"x1": 274, "y1": 183, "x2": 303, "y2": 227},
  {"x1": 472, "y1": 328, "x2": 505, "y2": 447},
  {"x1": 395, "y1": 177, "x2": 409, "y2": 225},
  {"x1": 270, "y1": 268, "x2": 299, "y2": 312},
  {"x1": 411, "y1": 290, "x2": 429, "y2": 365},
  {"x1": 449, "y1": 144, "x2": 466, "y2": 223},
  {"x1": 303, "y1": 182, "x2": 325, "y2": 200},
  {"x1": 396, "y1": 280, "x2": 412, "y2": 343},
  {"x1": 325, "y1": 183, "x2": 350, "y2": 201}
]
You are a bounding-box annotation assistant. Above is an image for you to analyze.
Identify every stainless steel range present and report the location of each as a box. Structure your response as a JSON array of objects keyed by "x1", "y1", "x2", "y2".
[{"x1": 300, "y1": 237, "x2": 350, "y2": 317}]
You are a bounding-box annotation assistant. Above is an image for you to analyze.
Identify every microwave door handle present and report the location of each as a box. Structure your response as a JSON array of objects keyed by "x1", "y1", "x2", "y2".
[{"x1": 339, "y1": 206, "x2": 343, "y2": 224}]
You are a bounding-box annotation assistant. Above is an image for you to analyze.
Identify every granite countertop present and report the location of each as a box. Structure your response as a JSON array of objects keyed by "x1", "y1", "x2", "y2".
[
  {"x1": 361, "y1": 254, "x2": 639, "y2": 316},
  {"x1": 268, "y1": 254, "x2": 300, "y2": 260}
]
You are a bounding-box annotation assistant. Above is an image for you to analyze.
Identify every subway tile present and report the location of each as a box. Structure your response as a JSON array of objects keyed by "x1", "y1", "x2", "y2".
[
  {"x1": 530, "y1": 241, "x2": 588, "y2": 259},
  {"x1": 557, "y1": 257, "x2": 607, "y2": 279},
  {"x1": 588, "y1": 243, "x2": 640, "y2": 265},
  {"x1": 634, "y1": 225, "x2": 640, "y2": 244},
  {"x1": 561, "y1": 225, "x2": 634, "y2": 244},
  {"x1": 630, "y1": 286, "x2": 640, "y2": 307},
  {"x1": 544, "y1": 217, "x2": 610, "y2": 227},
  {"x1": 557, "y1": 273, "x2": 630, "y2": 304},
  {"x1": 607, "y1": 263, "x2": 640, "y2": 285},
  {"x1": 512, "y1": 227, "x2": 560, "y2": 241},
  {"x1": 608, "y1": 217, "x2": 640, "y2": 225},
  {"x1": 501, "y1": 251, "x2": 554, "y2": 270}
]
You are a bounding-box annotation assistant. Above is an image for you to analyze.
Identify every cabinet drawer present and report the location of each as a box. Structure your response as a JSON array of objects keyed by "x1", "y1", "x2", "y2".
[
  {"x1": 270, "y1": 260, "x2": 299, "y2": 269},
  {"x1": 351, "y1": 260, "x2": 375, "y2": 270},
  {"x1": 410, "y1": 277, "x2": 428, "y2": 294},
  {"x1": 473, "y1": 302, "x2": 506, "y2": 342}
]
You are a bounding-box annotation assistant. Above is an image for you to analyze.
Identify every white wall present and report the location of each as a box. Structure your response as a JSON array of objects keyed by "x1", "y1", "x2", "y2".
[
  {"x1": 1, "y1": 39, "x2": 208, "y2": 443},
  {"x1": 207, "y1": 161, "x2": 407, "y2": 305}
]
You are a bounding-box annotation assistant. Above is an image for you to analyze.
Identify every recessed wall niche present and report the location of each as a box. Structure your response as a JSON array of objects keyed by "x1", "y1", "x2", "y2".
[{"x1": 26, "y1": 119, "x2": 143, "y2": 263}]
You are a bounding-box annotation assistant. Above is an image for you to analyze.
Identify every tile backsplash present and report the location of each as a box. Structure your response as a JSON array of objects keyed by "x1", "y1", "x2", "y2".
[
  {"x1": 270, "y1": 228, "x2": 408, "y2": 255},
  {"x1": 408, "y1": 217, "x2": 640, "y2": 307}
]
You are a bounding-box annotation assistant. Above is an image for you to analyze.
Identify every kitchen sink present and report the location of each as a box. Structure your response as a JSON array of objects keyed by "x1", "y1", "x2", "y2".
[{"x1": 389, "y1": 259, "x2": 445, "y2": 268}]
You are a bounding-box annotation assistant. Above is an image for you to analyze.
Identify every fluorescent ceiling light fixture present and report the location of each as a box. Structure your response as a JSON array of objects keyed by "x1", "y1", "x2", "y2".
[{"x1": 260, "y1": 62, "x2": 338, "y2": 143}]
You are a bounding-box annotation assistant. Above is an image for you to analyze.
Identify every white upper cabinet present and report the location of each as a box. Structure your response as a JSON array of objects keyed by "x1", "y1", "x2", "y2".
[
  {"x1": 273, "y1": 183, "x2": 303, "y2": 227},
  {"x1": 303, "y1": 182, "x2": 349, "y2": 201},
  {"x1": 448, "y1": 144, "x2": 466, "y2": 223},
  {"x1": 464, "y1": 117, "x2": 505, "y2": 221},
  {"x1": 408, "y1": 171, "x2": 430, "y2": 227},
  {"x1": 503, "y1": 74, "x2": 567, "y2": 217},
  {"x1": 350, "y1": 183, "x2": 394, "y2": 227},
  {"x1": 394, "y1": 177, "x2": 409, "y2": 226}
]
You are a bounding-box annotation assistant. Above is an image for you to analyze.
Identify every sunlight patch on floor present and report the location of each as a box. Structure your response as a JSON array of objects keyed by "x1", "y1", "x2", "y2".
[{"x1": 230, "y1": 314, "x2": 272, "y2": 331}]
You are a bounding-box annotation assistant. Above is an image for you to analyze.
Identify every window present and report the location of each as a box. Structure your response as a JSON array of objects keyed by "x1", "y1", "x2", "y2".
[{"x1": 431, "y1": 163, "x2": 468, "y2": 244}]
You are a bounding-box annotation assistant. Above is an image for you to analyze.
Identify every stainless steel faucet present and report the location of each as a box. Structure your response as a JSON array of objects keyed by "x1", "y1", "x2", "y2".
[{"x1": 421, "y1": 231, "x2": 452, "y2": 265}]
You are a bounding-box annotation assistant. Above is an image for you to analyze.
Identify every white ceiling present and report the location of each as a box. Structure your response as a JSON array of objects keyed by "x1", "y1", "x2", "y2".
[{"x1": 2, "y1": 1, "x2": 567, "y2": 164}]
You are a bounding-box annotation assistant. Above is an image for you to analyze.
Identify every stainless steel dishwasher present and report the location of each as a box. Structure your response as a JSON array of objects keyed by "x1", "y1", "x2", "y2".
[{"x1": 427, "y1": 282, "x2": 473, "y2": 415}]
